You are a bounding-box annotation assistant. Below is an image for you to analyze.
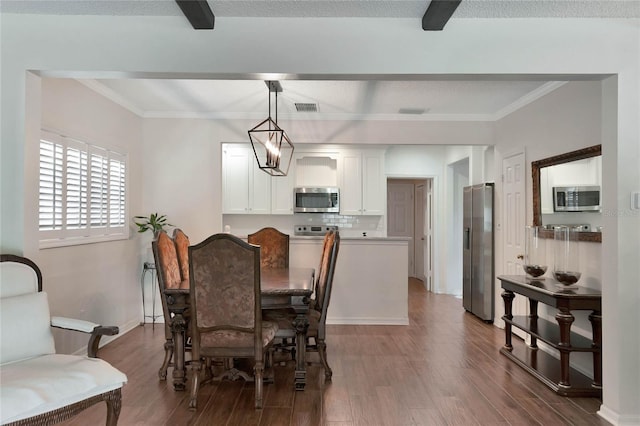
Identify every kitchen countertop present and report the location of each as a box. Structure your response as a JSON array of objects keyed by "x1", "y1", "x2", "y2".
[{"x1": 290, "y1": 235, "x2": 410, "y2": 242}]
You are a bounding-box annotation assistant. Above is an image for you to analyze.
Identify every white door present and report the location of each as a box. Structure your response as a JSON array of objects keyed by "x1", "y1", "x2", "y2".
[
  {"x1": 424, "y1": 179, "x2": 434, "y2": 291},
  {"x1": 415, "y1": 183, "x2": 426, "y2": 281},
  {"x1": 502, "y1": 151, "x2": 527, "y2": 337},
  {"x1": 387, "y1": 182, "x2": 415, "y2": 276}
]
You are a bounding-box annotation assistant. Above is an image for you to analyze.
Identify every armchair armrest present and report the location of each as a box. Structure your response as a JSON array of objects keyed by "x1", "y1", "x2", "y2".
[{"x1": 51, "y1": 316, "x2": 119, "y2": 358}]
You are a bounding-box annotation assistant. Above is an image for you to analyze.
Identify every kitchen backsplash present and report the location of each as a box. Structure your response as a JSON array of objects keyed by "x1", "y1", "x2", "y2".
[{"x1": 223, "y1": 214, "x2": 385, "y2": 238}]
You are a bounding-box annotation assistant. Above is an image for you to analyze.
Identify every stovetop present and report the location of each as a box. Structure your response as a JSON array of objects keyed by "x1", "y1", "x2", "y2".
[{"x1": 294, "y1": 225, "x2": 338, "y2": 236}]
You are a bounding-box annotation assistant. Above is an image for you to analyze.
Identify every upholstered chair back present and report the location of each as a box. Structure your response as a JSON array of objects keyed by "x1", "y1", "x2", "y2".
[
  {"x1": 247, "y1": 227, "x2": 289, "y2": 270},
  {"x1": 318, "y1": 231, "x2": 340, "y2": 323},
  {"x1": 153, "y1": 231, "x2": 187, "y2": 291},
  {"x1": 173, "y1": 228, "x2": 190, "y2": 283},
  {"x1": 189, "y1": 234, "x2": 261, "y2": 345},
  {"x1": 314, "y1": 230, "x2": 336, "y2": 313},
  {"x1": 0, "y1": 254, "x2": 42, "y2": 298}
]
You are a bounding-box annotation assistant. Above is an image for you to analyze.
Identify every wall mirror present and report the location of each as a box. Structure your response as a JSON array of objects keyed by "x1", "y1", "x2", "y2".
[{"x1": 532, "y1": 144, "x2": 602, "y2": 243}]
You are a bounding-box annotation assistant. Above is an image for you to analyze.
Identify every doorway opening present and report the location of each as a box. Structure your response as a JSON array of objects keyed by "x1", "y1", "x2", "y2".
[{"x1": 387, "y1": 178, "x2": 434, "y2": 290}]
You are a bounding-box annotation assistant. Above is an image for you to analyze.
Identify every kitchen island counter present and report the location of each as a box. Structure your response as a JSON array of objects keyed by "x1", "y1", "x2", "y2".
[{"x1": 290, "y1": 237, "x2": 409, "y2": 325}]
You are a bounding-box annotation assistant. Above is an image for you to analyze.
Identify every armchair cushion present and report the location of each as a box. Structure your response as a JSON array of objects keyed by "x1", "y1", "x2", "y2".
[
  {"x1": 0, "y1": 291, "x2": 55, "y2": 364},
  {"x1": 0, "y1": 261, "x2": 39, "y2": 297},
  {"x1": 0, "y1": 354, "x2": 127, "y2": 424}
]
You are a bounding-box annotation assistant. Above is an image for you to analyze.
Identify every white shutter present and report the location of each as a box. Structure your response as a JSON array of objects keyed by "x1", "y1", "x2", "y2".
[
  {"x1": 39, "y1": 132, "x2": 63, "y2": 231},
  {"x1": 39, "y1": 130, "x2": 129, "y2": 247},
  {"x1": 89, "y1": 146, "x2": 109, "y2": 231},
  {"x1": 65, "y1": 139, "x2": 88, "y2": 232},
  {"x1": 108, "y1": 152, "x2": 126, "y2": 230}
]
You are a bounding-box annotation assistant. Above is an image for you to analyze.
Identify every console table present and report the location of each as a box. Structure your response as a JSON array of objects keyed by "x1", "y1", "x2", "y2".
[{"x1": 497, "y1": 275, "x2": 602, "y2": 397}]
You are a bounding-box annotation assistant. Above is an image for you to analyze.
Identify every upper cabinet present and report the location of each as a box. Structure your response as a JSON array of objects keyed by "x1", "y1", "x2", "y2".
[
  {"x1": 222, "y1": 145, "x2": 271, "y2": 214},
  {"x1": 223, "y1": 144, "x2": 297, "y2": 215},
  {"x1": 339, "y1": 149, "x2": 386, "y2": 215},
  {"x1": 271, "y1": 157, "x2": 296, "y2": 215},
  {"x1": 222, "y1": 144, "x2": 386, "y2": 217}
]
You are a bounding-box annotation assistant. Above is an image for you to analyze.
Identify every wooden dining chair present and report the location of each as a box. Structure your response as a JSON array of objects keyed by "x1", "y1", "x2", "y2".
[
  {"x1": 151, "y1": 231, "x2": 190, "y2": 382},
  {"x1": 188, "y1": 233, "x2": 278, "y2": 409},
  {"x1": 307, "y1": 230, "x2": 340, "y2": 379},
  {"x1": 247, "y1": 227, "x2": 289, "y2": 269},
  {"x1": 264, "y1": 230, "x2": 340, "y2": 380}
]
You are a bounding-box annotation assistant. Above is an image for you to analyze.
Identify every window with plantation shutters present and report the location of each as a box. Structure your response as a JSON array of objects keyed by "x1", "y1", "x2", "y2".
[{"x1": 39, "y1": 130, "x2": 128, "y2": 248}]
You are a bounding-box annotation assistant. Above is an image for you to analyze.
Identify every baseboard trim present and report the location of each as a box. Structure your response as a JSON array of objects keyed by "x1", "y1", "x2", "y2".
[
  {"x1": 598, "y1": 405, "x2": 640, "y2": 426},
  {"x1": 326, "y1": 317, "x2": 409, "y2": 325}
]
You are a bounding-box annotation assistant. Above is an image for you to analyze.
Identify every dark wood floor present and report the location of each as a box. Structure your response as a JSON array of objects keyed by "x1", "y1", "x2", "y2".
[{"x1": 61, "y1": 278, "x2": 609, "y2": 425}]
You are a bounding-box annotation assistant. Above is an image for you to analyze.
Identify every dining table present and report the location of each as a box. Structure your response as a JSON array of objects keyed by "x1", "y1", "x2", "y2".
[{"x1": 164, "y1": 266, "x2": 315, "y2": 392}]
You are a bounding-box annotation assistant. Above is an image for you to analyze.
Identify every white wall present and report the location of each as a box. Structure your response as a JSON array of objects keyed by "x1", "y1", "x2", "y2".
[
  {"x1": 23, "y1": 78, "x2": 144, "y2": 353},
  {"x1": 2, "y1": 14, "x2": 638, "y2": 423},
  {"x1": 493, "y1": 80, "x2": 605, "y2": 384}
]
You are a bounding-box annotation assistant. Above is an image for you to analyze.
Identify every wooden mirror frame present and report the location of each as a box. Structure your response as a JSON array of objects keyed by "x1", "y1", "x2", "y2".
[{"x1": 531, "y1": 144, "x2": 602, "y2": 243}]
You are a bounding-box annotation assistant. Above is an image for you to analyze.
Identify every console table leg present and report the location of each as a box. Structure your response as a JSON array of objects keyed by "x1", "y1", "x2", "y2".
[
  {"x1": 589, "y1": 310, "x2": 603, "y2": 388},
  {"x1": 502, "y1": 290, "x2": 515, "y2": 351},
  {"x1": 528, "y1": 299, "x2": 539, "y2": 349},
  {"x1": 556, "y1": 309, "x2": 575, "y2": 388}
]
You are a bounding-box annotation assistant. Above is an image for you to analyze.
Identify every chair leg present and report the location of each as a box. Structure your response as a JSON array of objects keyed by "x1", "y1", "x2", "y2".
[
  {"x1": 158, "y1": 338, "x2": 174, "y2": 380},
  {"x1": 254, "y1": 361, "x2": 265, "y2": 409},
  {"x1": 105, "y1": 388, "x2": 122, "y2": 426},
  {"x1": 188, "y1": 360, "x2": 202, "y2": 410},
  {"x1": 317, "y1": 339, "x2": 333, "y2": 380}
]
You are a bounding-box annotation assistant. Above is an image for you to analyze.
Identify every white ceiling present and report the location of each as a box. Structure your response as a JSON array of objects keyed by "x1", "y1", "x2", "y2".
[
  {"x1": 3, "y1": 0, "x2": 639, "y2": 18},
  {"x1": 14, "y1": 1, "x2": 637, "y2": 121},
  {"x1": 79, "y1": 78, "x2": 567, "y2": 121}
]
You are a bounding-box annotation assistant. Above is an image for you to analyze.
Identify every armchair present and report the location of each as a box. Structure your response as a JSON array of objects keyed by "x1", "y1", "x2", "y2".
[{"x1": 0, "y1": 254, "x2": 127, "y2": 425}]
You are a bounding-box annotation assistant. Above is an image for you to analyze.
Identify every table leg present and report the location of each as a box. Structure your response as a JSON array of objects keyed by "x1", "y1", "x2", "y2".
[
  {"x1": 528, "y1": 298, "x2": 539, "y2": 349},
  {"x1": 501, "y1": 290, "x2": 515, "y2": 351},
  {"x1": 171, "y1": 312, "x2": 187, "y2": 391},
  {"x1": 589, "y1": 310, "x2": 602, "y2": 389},
  {"x1": 140, "y1": 267, "x2": 146, "y2": 325},
  {"x1": 292, "y1": 314, "x2": 310, "y2": 391},
  {"x1": 556, "y1": 308, "x2": 574, "y2": 388}
]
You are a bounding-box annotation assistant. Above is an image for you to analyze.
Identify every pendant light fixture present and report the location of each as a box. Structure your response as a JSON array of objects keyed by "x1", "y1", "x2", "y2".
[{"x1": 248, "y1": 80, "x2": 294, "y2": 176}]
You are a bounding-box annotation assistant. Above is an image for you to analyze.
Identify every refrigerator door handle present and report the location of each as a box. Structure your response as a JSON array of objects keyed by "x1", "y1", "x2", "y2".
[{"x1": 464, "y1": 227, "x2": 471, "y2": 250}]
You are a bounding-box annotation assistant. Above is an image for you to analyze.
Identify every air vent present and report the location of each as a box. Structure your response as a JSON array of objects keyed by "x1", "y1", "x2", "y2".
[
  {"x1": 295, "y1": 103, "x2": 318, "y2": 112},
  {"x1": 398, "y1": 108, "x2": 427, "y2": 115}
]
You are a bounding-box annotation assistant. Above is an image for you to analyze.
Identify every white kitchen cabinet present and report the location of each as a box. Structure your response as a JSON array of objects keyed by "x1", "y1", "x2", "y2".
[
  {"x1": 339, "y1": 150, "x2": 385, "y2": 215},
  {"x1": 222, "y1": 145, "x2": 271, "y2": 214},
  {"x1": 271, "y1": 157, "x2": 296, "y2": 215}
]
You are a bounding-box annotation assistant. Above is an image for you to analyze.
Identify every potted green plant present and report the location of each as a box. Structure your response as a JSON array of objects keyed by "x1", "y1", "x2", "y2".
[{"x1": 133, "y1": 213, "x2": 172, "y2": 235}]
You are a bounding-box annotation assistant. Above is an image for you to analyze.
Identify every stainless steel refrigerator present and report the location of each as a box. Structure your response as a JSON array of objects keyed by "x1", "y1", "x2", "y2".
[{"x1": 462, "y1": 183, "x2": 494, "y2": 322}]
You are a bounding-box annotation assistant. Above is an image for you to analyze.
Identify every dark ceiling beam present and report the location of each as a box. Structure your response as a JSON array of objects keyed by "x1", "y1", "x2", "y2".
[
  {"x1": 175, "y1": 0, "x2": 215, "y2": 30},
  {"x1": 422, "y1": 0, "x2": 461, "y2": 31}
]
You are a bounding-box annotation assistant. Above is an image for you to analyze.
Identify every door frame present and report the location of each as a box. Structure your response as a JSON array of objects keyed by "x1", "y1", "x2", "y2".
[{"x1": 386, "y1": 176, "x2": 436, "y2": 289}]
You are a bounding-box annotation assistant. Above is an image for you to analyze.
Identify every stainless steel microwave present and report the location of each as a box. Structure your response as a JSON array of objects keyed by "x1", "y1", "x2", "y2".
[
  {"x1": 553, "y1": 185, "x2": 601, "y2": 212},
  {"x1": 293, "y1": 187, "x2": 340, "y2": 213}
]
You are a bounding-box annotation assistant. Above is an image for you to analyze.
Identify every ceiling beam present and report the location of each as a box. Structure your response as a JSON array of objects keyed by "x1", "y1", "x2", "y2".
[
  {"x1": 422, "y1": 0, "x2": 461, "y2": 31},
  {"x1": 175, "y1": 0, "x2": 215, "y2": 30}
]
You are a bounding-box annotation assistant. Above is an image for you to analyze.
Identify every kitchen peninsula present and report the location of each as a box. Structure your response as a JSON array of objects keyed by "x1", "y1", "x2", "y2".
[{"x1": 290, "y1": 235, "x2": 409, "y2": 325}]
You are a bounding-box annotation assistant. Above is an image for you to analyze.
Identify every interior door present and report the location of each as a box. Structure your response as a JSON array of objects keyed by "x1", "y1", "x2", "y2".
[
  {"x1": 415, "y1": 183, "x2": 426, "y2": 282},
  {"x1": 387, "y1": 182, "x2": 415, "y2": 276},
  {"x1": 502, "y1": 151, "x2": 527, "y2": 337},
  {"x1": 425, "y1": 179, "x2": 434, "y2": 291}
]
